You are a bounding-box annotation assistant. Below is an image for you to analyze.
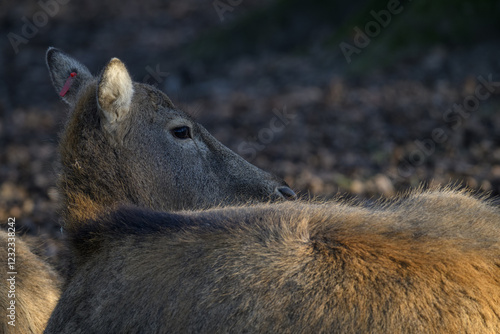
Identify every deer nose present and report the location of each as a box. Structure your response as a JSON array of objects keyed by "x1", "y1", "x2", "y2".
[{"x1": 275, "y1": 186, "x2": 297, "y2": 200}]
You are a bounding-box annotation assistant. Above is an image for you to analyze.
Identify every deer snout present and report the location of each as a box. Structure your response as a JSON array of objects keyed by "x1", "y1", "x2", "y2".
[{"x1": 275, "y1": 186, "x2": 297, "y2": 200}]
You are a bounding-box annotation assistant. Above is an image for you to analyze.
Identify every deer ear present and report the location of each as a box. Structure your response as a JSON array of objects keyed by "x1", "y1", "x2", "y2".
[
  {"x1": 97, "y1": 58, "x2": 134, "y2": 133},
  {"x1": 46, "y1": 47, "x2": 93, "y2": 106}
]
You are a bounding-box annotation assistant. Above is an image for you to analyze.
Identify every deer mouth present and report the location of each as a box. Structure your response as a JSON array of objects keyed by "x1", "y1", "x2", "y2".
[{"x1": 274, "y1": 186, "x2": 297, "y2": 201}]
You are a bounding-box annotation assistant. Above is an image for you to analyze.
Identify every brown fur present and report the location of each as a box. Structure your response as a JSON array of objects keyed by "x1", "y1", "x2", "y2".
[
  {"x1": 57, "y1": 79, "x2": 129, "y2": 229},
  {"x1": 0, "y1": 231, "x2": 61, "y2": 334},
  {"x1": 44, "y1": 49, "x2": 500, "y2": 332},
  {"x1": 38, "y1": 48, "x2": 294, "y2": 332},
  {"x1": 45, "y1": 188, "x2": 500, "y2": 333},
  {"x1": 46, "y1": 48, "x2": 295, "y2": 234}
]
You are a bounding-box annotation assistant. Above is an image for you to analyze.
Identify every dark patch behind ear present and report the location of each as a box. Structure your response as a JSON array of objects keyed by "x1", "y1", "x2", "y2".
[
  {"x1": 68, "y1": 207, "x2": 213, "y2": 262},
  {"x1": 46, "y1": 47, "x2": 93, "y2": 105}
]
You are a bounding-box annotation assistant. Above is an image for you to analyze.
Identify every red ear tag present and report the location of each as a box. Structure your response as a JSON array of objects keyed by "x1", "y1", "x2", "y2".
[{"x1": 59, "y1": 72, "x2": 77, "y2": 97}]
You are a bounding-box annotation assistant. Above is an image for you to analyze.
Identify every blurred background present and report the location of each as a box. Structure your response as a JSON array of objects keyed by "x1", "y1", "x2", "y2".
[{"x1": 1, "y1": 0, "x2": 500, "y2": 263}]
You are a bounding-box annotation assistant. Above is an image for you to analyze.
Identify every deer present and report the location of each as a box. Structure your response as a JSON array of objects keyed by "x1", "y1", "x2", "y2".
[
  {"x1": 45, "y1": 188, "x2": 500, "y2": 333},
  {"x1": 1, "y1": 47, "x2": 296, "y2": 334},
  {"x1": 44, "y1": 49, "x2": 500, "y2": 333},
  {"x1": 0, "y1": 230, "x2": 61, "y2": 334},
  {"x1": 45, "y1": 48, "x2": 295, "y2": 235}
]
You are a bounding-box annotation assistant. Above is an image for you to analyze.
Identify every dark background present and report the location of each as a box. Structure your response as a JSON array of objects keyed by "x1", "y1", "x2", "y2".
[{"x1": 1, "y1": 0, "x2": 500, "y2": 262}]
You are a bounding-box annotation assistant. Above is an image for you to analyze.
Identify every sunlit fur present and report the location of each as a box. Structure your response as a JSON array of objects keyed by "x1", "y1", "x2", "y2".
[
  {"x1": 45, "y1": 187, "x2": 500, "y2": 333},
  {"x1": 0, "y1": 232, "x2": 61, "y2": 334}
]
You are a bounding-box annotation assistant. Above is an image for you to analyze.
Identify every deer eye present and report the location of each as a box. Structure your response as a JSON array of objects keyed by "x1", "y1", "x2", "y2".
[{"x1": 171, "y1": 126, "x2": 191, "y2": 139}]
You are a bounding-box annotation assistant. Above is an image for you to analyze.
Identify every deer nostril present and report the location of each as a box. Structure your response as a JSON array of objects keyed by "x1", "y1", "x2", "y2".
[{"x1": 276, "y1": 186, "x2": 297, "y2": 200}]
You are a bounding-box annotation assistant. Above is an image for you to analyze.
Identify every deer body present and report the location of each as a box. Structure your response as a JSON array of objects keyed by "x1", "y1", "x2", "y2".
[
  {"x1": 46, "y1": 189, "x2": 500, "y2": 333},
  {"x1": 0, "y1": 231, "x2": 61, "y2": 334},
  {"x1": 1, "y1": 47, "x2": 295, "y2": 334},
  {"x1": 43, "y1": 49, "x2": 500, "y2": 333}
]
